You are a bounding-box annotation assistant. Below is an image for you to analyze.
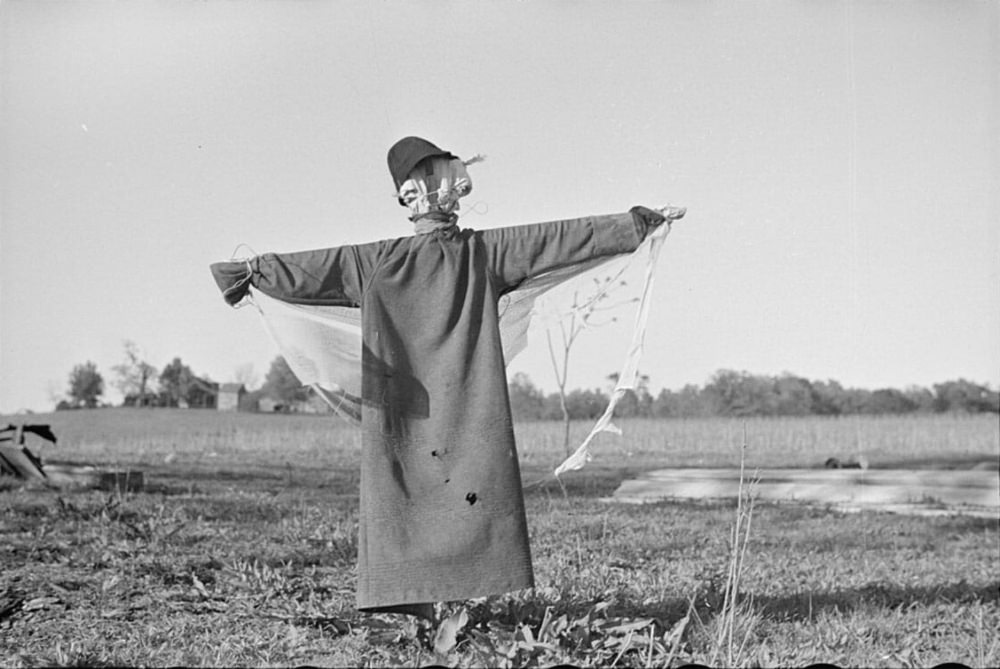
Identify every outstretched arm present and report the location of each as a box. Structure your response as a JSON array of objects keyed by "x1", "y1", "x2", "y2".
[
  {"x1": 210, "y1": 241, "x2": 383, "y2": 307},
  {"x1": 480, "y1": 206, "x2": 671, "y2": 293}
]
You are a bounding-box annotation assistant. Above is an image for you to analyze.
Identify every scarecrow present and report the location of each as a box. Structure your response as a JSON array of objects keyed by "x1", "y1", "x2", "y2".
[{"x1": 210, "y1": 137, "x2": 684, "y2": 619}]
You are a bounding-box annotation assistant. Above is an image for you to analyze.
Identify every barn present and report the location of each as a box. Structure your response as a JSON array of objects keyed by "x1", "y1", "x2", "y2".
[{"x1": 217, "y1": 383, "x2": 246, "y2": 412}]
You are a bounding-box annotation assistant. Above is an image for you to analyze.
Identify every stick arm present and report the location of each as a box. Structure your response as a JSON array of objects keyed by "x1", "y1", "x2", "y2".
[{"x1": 656, "y1": 204, "x2": 687, "y2": 222}]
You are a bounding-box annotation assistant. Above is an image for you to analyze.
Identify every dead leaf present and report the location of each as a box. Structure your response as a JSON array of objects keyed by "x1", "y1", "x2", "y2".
[
  {"x1": 23, "y1": 596, "x2": 60, "y2": 612},
  {"x1": 191, "y1": 573, "x2": 210, "y2": 599},
  {"x1": 433, "y1": 607, "x2": 468, "y2": 656},
  {"x1": 601, "y1": 617, "x2": 654, "y2": 635}
]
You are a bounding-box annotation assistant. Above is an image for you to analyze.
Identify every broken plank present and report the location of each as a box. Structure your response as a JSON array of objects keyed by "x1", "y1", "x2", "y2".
[{"x1": 0, "y1": 444, "x2": 46, "y2": 480}]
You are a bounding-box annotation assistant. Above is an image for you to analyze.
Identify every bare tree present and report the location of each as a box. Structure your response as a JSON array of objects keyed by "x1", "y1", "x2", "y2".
[
  {"x1": 233, "y1": 363, "x2": 259, "y2": 391},
  {"x1": 112, "y1": 340, "x2": 158, "y2": 406},
  {"x1": 546, "y1": 272, "x2": 637, "y2": 455}
]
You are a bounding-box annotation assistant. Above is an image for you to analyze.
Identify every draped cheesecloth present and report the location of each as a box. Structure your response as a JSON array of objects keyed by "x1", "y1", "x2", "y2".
[{"x1": 245, "y1": 222, "x2": 670, "y2": 476}]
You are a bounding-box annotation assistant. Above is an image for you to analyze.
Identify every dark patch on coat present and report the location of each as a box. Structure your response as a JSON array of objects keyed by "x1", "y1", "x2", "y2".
[
  {"x1": 391, "y1": 460, "x2": 409, "y2": 497},
  {"x1": 465, "y1": 492, "x2": 478, "y2": 505}
]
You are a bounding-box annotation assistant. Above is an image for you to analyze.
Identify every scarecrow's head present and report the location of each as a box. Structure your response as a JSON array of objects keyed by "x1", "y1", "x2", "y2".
[{"x1": 387, "y1": 137, "x2": 473, "y2": 218}]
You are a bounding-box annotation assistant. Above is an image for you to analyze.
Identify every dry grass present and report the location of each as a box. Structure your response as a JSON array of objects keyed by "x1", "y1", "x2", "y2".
[{"x1": 1, "y1": 409, "x2": 997, "y2": 667}]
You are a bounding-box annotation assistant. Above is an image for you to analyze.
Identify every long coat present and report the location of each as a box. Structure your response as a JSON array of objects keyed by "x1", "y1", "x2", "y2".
[{"x1": 211, "y1": 208, "x2": 658, "y2": 611}]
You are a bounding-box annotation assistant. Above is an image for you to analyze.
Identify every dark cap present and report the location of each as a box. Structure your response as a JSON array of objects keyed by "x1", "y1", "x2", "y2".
[{"x1": 387, "y1": 137, "x2": 456, "y2": 194}]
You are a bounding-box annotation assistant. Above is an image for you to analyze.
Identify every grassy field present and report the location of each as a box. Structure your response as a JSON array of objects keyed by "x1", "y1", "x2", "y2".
[{"x1": 1, "y1": 409, "x2": 997, "y2": 667}]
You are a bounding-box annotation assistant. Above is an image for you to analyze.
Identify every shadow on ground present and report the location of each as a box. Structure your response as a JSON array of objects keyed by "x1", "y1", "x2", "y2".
[
  {"x1": 753, "y1": 579, "x2": 1000, "y2": 622},
  {"x1": 458, "y1": 577, "x2": 1000, "y2": 631}
]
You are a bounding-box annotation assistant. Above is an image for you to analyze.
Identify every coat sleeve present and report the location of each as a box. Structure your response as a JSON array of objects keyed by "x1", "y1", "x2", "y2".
[
  {"x1": 210, "y1": 241, "x2": 383, "y2": 307},
  {"x1": 479, "y1": 206, "x2": 664, "y2": 293}
]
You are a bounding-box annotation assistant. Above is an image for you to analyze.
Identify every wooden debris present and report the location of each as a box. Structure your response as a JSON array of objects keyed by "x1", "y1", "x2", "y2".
[
  {"x1": 1, "y1": 423, "x2": 144, "y2": 492},
  {"x1": 0, "y1": 444, "x2": 46, "y2": 481},
  {"x1": 0, "y1": 423, "x2": 52, "y2": 480}
]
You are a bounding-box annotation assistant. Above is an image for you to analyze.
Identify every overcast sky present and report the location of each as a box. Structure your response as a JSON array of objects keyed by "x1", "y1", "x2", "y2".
[{"x1": 1, "y1": 0, "x2": 997, "y2": 413}]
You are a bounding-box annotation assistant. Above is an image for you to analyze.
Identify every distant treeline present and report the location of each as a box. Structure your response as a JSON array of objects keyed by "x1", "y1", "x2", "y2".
[
  {"x1": 508, "y1": 370, "x2": 1000, "y2": 421},
  {"x1": 57, "y1": 347, "x2": 999, "y2": 421}
]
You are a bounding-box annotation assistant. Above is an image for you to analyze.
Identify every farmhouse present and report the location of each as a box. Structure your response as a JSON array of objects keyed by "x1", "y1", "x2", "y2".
[
  {"x1": 217, "y1": 383, "x2": 245, "y2": 412},
  {"x1": 185, "y1": 377, "x2": 219, "y2": 409}
]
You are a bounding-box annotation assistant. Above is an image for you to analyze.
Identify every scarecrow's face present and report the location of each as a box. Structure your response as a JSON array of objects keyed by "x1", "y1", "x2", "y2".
[{"x1": 398, "y1": 156, "x2": 472, "y2": 217}]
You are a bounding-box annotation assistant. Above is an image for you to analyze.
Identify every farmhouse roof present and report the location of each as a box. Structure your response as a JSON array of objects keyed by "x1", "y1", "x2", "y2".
[
  {"x1": 189, "y1": 376, "x2": 219, "y2": 392},
  {"x1": 219, "y1": 383, "x2": 246, "y2": 393}
]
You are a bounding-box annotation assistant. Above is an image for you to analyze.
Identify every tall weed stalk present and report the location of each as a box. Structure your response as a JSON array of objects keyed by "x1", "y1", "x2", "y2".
[{"x1": 710, "y1": 422, "x2": 760, "y2": 667}]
